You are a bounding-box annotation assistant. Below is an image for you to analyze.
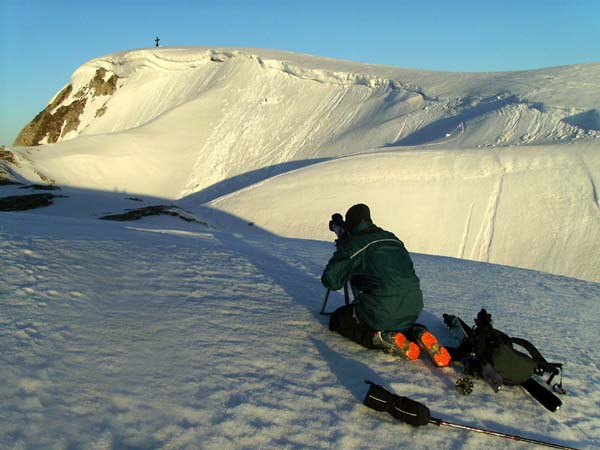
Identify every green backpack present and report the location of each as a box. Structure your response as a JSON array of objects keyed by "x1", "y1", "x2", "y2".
[{"x1": 454, "y1": 309, "x2": 564, "y2": 389}]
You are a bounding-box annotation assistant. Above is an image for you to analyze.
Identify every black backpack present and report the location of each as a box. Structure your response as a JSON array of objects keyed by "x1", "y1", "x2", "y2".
[{"x1": 446, "y1": 309, "x2": 565, "y2": 391}]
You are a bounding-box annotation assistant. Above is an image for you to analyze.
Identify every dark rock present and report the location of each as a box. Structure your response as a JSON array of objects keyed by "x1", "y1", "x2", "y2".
[
  {"x1": 99, "y1": 205, "x2": 209, "y2": 226},
  {"x1": 19, "y1": 184, "x2": 61, "y2": 191},
  {"x1": 0, "y1": 193, "x2": 62, "y2": 211},
  {"x1": 0, "y1": 148, "x2": 16, "y2": 164},
  {"x1": 0, "y1": 179, "x2": 22, "y2": 186}
]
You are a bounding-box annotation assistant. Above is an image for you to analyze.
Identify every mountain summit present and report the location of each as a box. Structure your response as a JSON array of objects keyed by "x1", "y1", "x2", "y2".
[{"x1": 15, "y1": 47, "x2": 600, "y2": 148}]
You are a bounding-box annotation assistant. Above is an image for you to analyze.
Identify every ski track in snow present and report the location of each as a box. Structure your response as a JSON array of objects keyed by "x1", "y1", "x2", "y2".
[
  {"x1": 471, "y1": 154, "x2": 505, "y2": 263},
  {"x1": 458, "y1": 204, "x2": 474, "y2": 260},
  {"x1": 1, "y1": 215, "x2": 599, "y2": 449},
  {"x1": 577, "y1": 152, "x2": 600, "y2": 209}
]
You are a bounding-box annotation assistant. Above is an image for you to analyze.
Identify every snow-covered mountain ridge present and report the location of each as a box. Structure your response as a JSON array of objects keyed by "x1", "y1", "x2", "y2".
[
  {"x1": 15, "y1": 48, "x2": 600, "y2": 150},
  {"x1": 4, "y1": 47, "x2": 600, "y2": 282}
]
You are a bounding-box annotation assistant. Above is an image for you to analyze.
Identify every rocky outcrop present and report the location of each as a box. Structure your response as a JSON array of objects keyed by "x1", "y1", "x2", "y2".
[
  {"x1": 99, "y1": 205, "x2": 210, "y2": 226},
  {"x1": 18, "y1": 184, "x2": 61, "y2": 191},
  {"x1": 90, "y1": 68, "x2": 119, "y2": 96},
  {"x1": 14, "y1": 85, "x2": 71, "y2": 146},
  {"x1": 0, "y1": 146, "x2": 18, "y2": 184},
  {"x1": 0, "y1": 193, "x2": 63, "y2": 211},
  {"x1": 14, "y1": 68, "x2": 119, "y2": 146},
  {"x1": 74, "y1": 67, "x2": 119, "y2": 99},
  {"x1": 0, "y1": 179, "x2": 20, "y2": 186},
  {"x1": 95, "y1": 105, "x2": 107, "y2": 118},
  {"x1": 0, "y1": 146, "x2": 16, "y2": 165}
]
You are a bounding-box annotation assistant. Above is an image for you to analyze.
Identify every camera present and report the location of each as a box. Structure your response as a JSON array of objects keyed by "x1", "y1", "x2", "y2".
[{"x1": 328, "y1": 213, "x2": 346, "y2": 239}]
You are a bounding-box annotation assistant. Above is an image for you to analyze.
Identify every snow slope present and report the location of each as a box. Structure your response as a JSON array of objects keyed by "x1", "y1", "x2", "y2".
[
  {"x1": 5, "y1": 47, "x2": 600, "y2": 282},
  {"x1": 207, "y1": 143, "x2": 600, "y2": 283},
  {"x1": 1, "y1": 198, "x2": 599, "y2": 450}
]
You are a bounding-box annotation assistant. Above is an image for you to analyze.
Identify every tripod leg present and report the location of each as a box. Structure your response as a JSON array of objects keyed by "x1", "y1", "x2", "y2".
[
  {"x1": 350, "y1": 283, "x2": 358, "y2": 300},
  {"x1": 343, "y1": 283, "x2": 350, "y2": 306},
  {"x1": 320, "y1": 289, "x2": 332, "y2": 315}
]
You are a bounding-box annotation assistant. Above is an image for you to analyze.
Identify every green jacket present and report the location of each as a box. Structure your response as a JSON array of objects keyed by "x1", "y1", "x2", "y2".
[{"x1": 321, "y1": 221, "x2": 423, "y2": 332}]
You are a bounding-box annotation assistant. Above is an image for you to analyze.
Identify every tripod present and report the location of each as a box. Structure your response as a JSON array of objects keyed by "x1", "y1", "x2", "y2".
[
  {"x1": 320, "y1": 212, "x2": 358, "y2": 315},
  {"x1": 319, "y1": 282, "x2": 358, "y2": 315}
]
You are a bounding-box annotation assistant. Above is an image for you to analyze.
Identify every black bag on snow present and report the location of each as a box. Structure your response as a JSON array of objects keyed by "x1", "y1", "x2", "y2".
[
  {"x1": 447, "y1": 309, "x2": 564, "y2": 388},
  {"x1": 363, "y1": 380, "x2": 431, "y2": 426}
]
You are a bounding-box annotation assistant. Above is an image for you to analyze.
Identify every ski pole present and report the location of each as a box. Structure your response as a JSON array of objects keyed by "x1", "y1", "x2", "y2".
[
  {"x1": 364, "y1": 381, "x2": 578, "y2": 450},
  {"x1": 428, "y1": 417, "x2": 579, "y2": 450}
]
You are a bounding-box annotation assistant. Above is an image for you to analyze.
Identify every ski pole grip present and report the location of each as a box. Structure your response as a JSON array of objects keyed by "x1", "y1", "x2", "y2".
[{"x1": 363, "y1": 380, "x2": 431, "y2": 426}]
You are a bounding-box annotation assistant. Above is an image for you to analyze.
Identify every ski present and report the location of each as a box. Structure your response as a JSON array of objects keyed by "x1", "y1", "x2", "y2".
[{"x1": 522, "y1": 377, "x2": 562, "y2": 412}]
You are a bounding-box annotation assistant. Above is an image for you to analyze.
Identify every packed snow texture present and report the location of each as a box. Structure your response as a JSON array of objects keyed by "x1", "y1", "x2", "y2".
[
  {"x1": 1, "y1": 202, "x2": 599, "y2": 449},
  {"x1": 6, "y1": 47, "x2": 600, "y2": 283}
]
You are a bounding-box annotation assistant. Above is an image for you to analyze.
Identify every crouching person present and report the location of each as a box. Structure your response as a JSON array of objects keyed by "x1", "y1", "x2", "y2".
[{"x1": 321, "y1": 204, "x2": 451, "y2": 367}]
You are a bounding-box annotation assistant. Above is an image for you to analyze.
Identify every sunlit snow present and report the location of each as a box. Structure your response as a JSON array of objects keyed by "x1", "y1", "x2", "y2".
[{"x1": 2, "y1": 47, "x2": 599, "y2": 449}]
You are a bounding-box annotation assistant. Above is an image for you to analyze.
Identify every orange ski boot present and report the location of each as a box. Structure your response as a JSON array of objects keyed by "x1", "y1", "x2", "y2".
[
  {"x1": 373, "y1": 331, "x2": 421, "y2": 360},
  {"x1": 413, "y1": 327, "x2": 452, "y2": 367}
]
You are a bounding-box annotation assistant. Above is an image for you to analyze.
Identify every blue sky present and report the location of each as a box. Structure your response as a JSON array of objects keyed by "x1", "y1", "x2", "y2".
[{"x1": 1, "y1": 0, "x2": 599, "y2": 146}]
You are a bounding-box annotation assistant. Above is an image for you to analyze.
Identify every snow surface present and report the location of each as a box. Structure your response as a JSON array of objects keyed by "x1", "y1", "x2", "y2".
[
  {"x1": 6, "y1": 47, "x2": 600, "y2": 283},
  {"x1": 2, "y1": 48, "x2": 600, "y2": 447},
  {"x1": 1, "y1": 192, "x2": 599, "y2": 450}
]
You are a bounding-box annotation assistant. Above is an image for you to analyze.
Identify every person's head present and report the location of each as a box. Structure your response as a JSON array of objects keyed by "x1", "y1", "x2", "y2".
[{"x1": 344, "y1": 203, "x2": 372, "y2": 233}]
